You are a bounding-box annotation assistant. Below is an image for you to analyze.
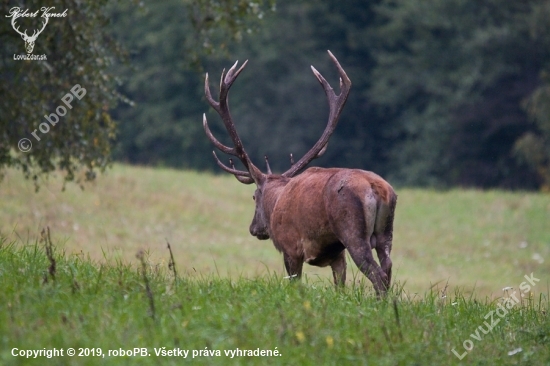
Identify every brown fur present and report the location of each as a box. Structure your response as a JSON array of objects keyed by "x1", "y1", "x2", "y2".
[{"x1": 250, "y1": 167, "x2": 397, "y2": 296}]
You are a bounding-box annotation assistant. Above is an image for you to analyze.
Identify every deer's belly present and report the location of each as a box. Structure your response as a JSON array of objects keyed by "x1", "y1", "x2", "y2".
[{"x1": 302, "y1": 238, "x2": 344, "y2": 267}]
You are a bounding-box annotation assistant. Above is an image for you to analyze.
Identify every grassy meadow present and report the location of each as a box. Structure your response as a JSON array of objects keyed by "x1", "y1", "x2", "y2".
[
  {"x1": 0, "y1": 164, "x2": 548, "y2": 297},
  {"x1": 0, "y1": 235, "x2": 548, "y2": 365},
  {"x1": 0, "y1": 164, "x2": 549, "y2": 364}
]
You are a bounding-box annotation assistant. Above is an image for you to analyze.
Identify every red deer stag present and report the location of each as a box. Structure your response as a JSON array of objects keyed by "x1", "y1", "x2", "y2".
[{"x1": 203, "y1": 51, "x2": 397, "y2": 296}]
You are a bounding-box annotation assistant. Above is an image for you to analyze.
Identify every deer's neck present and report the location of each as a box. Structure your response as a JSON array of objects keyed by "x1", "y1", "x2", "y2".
[{"x1": 262, "y1": 176, "x2": 290, "y2": 229}]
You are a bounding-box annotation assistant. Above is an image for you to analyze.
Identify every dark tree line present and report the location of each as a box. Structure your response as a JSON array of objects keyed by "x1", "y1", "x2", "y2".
[
  {"x1": 2, "y1": 0, "x2": 549, "y2": 190},
  {"x1": 370, "y1": 0, "x2": 550, "y2": 189},
  {"x1": 110, "y1": 0, "x2": 550, "y2": 190}
]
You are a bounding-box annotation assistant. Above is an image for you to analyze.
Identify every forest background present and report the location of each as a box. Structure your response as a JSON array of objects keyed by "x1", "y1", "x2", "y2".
[{"x1": 1, "y1": 0, "x2": 550, "y2": 190}]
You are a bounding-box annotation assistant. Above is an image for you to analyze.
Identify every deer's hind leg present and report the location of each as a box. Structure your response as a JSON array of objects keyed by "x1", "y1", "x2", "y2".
[
  {"x1": 325, "y1": 184, "x2": 388, "y2": 296},
  {"x1": 345, "y1": 236, "x2": 388, "y2": 296},
  {"x1": 374, "y1": 234, "x2": 392, "y2": 290},
  {"x1": 374, "y1": 193, "x2": 397, "y2": 289}
]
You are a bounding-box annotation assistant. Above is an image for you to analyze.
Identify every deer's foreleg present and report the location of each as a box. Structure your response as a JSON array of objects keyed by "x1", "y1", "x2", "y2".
[{"x1": 283, "y1": 252, "x2": 303, "y2": 281}]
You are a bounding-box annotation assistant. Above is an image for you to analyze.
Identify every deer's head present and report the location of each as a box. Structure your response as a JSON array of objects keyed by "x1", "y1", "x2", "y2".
[
  {"x1": 12, "y1": 15, "x2": 48, "y2": 54},
  {"x1": 203, "y1": 51, "x2": 351, "y2": 241},
  {"x1": 250, "y1": 182, "x2": 270, "y2": 240}
]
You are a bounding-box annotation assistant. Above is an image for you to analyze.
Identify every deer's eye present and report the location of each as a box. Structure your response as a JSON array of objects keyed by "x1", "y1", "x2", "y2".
[{"x1": 252, "y1": 195, "x2": 255, "y2": 201}]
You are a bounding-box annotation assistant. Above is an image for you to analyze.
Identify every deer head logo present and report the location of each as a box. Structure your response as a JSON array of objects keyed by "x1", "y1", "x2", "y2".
[{"x1": 11, "y1": 15, "x2": 49, "y2": 54}]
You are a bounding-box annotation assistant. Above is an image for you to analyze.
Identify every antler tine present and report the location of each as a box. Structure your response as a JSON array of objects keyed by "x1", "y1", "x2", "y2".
[
  {"x1": 225, "y1": 60, "x2": 249, "y2": 86},
  {"x1": 211, "y1": 153, "x2": 255, "y2": 184},
  {"x1": 218, "y1": 69, "x2": 225, "y2": 97},
  {"x1": 216, "y1": 60, "x2": 249, "y2": 102},
  {"x1": 229, "y1": 158, "x2": 254, "y2": 184},
  {"x1": 264, "y1": 155, "x2": 272, "y2": 174},
  {"x1": 230, "y1": 158, "x2": 255, "y2": 184},
  {"x1": 211, "y1": 151, "x2": 249, "y2": 176},
  {"x1": 234, "y1": 174, "x2": 255, "y2": 184},
  {"x1": 203, "y1": 114, "x2": 234, "y2": 155},
  {"x1": 282, "y1": 50, "x2": 351, "y2": 178},
  {"x1": 205, "y1": 72, "x2": 220, "y2": 111},
  {"x1": 327, "y1": 50, "x2": 351, "y2": 85}
]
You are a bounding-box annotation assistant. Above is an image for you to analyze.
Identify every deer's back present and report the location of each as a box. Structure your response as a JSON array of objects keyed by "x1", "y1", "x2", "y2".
[{"x1": 269, "y1": 167, "x2": 395, "y2": 256}]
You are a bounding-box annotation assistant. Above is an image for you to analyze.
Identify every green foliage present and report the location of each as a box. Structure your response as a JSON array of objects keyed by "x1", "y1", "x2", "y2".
[
  {"x1": 515, "y1": 71, "x2": 550, "y2": 190},
  {"x1": 0, "y1": 0, "x2": 122, "y2": 188},
  {"x1": 370, "y1": 0, "x2": 550, "y2": 188},
  {"x1": 186, "y1": 0, "x2": 277, "y2": 67},
  {"x1": 4, "y1": 0, "x2": 550, "y2": 190},
  {"x1": 1, "y1": 239, "x2": 549, "y2": 365},
  {"x1": 0, "y1": 0, "x2": 275, "y2": 186},
  {"x1": 108, "y1": 0, "x2": 276, "y2": 170}
]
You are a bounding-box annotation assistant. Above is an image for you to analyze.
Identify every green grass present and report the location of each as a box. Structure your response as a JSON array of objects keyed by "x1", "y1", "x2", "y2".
[
  {"x1": 0, "y1": 238, "x2": 548, "y2": 365},
  {"x1": 1, "y1": 163, "x2": 549, "y2": 364},
  {"x1": 0, "y1": 164, "x2": 549, "y2": 297}
]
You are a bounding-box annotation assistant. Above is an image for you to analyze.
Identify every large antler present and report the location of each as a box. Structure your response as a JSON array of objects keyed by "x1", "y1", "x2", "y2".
[
  {"x1": 203, "y1": 61, "x2": 264, "y2": 185},
  {"x1": 282, "y1": 51, "x2": 351, "y2": 178}
]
